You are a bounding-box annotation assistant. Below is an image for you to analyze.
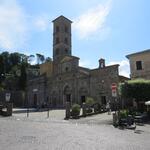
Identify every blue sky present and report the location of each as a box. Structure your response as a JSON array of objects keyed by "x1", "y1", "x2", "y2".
[{"x1": 0, "y1": 0, "x2": 150, "y2": 77}]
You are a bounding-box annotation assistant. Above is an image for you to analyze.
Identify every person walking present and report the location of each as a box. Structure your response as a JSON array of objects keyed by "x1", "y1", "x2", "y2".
[{"x1": 106, "y1": 102, "x2": 111, "y2": 115}]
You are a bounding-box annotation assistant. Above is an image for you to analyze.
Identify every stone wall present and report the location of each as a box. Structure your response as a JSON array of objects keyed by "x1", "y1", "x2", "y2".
[{"x1": 0, "y1": 90, "x2": 26, "y2": 107}]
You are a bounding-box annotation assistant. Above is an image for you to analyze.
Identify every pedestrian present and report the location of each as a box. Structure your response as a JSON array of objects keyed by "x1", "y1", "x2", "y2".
[{"x1": 106, "y1": 102, "x2": 111, "y2": 115}]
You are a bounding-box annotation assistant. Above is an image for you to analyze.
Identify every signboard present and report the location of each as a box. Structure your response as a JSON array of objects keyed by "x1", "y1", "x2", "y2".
[
  {"x1": 33, "y1": 89, "x2": 38, "y2": 92},
  {"x1": 111, "y1": 83, "x2": 117, "y2": 97},
  {"x1": 5, "y1": 93, "x2": 11, "y2": 102}
]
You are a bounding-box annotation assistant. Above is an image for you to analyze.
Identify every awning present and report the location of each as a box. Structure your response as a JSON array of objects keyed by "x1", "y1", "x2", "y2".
[{"x1": 145, "y1": 101, "x2": 150, "y2": 105}]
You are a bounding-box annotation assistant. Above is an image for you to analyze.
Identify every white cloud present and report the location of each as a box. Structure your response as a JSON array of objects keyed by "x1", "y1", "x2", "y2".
[
  {"x1": 108, "y1": 60, "x2": 130, "y2": 77},
  {"x1": 34, "y1": 15, "x2": 49, "y2": 31},
  {"x1": 79, "y1": 60, "x2": 90, "y2": 67},
  {"x1": 0, "y1": 0, "x2": 28, "y2": 50},
  {"x1": 73, "y1": 0, "x2": 112, "y2": 39},
  {"x1": 79, "y1": 59, "x2": 97, "y2": 68}
]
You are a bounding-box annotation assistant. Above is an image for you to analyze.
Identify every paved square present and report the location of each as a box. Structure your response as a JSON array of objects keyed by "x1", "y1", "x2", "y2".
[{"x1": 0, "y1": 109, "x2": 150, "y2": 150}]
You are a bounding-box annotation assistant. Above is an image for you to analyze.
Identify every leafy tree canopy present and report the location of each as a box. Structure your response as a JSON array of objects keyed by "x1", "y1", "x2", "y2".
[{"x1": 119, "y1": 79, "x2": 150, "y2": 102}]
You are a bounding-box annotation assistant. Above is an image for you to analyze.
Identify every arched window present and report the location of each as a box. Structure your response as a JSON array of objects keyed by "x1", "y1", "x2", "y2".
[
  {"x1": 56, "y1": 37, "x2": 59, "y2": 44},
  {"x1": 65, "y1": 48, "x2": 68, "y2": 54},
  {"x1": 65, "y1": 26, "x2": 68, "y2": 32},
  {"x1": 56, "y1": 26, "x2": 59, "y2": 32},
  {"x1": 64, "y1": 38, "x2": 68, "y2": 44},
  {"x1": 101, "y1": 63, "x2": 104, "y2": 68},
  {"x1": 65, "y1": 67, "x2": 69, "y2": 72}
]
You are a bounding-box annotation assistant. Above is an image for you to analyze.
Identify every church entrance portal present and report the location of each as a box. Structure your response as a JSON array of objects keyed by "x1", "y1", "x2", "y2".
[
  {"x1": 81, "y1": 95, "x2": 86, "y2": 103},
  {"x1": 64, "y1": 86, "x2": 72, "y2": 104},
  {"x1": 79, "y1": 88, "x2": 88, "y2": 104}
]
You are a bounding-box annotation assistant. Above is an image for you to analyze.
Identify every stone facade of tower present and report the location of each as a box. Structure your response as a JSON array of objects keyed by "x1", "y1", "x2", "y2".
[{"x1": 27, "y1": 16, "x2": 127, "y2": 109}]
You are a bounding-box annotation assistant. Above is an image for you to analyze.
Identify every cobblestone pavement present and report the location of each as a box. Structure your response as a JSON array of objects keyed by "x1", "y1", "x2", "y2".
[{"x1": 0, "y1": 109, "x2": 150, "y2": 150}]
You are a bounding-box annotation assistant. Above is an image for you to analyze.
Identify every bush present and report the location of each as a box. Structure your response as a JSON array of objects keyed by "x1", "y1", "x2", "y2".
[
  {"x1": 71, "y1": 104, "x2": 81, "y2": 117},
  {"x1": 119, "y1": 79, "x2": 150, "y2": 102},
  {"x1": 86, "y1": 97, "x2": 95, "y2": 106},
  {"x1": 119, "y1": 109, "x2": 129, "y2": 119},
  {"x1": 85, "y1": 97, "x2": 96, "y2": 114}
]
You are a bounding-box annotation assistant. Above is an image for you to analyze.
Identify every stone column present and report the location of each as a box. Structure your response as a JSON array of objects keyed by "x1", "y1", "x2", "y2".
[
  {"x1": 6, "y1": 103, "x2": 13, "y2": 116},
  {"x1": 82, "y1": 103, "x2": 86, "y2": 117}
]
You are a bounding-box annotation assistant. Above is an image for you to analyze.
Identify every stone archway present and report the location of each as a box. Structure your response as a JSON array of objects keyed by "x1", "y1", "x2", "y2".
[
  {"x1": 63, "y1": 85, "x2": 72, "y2": 104},
  {"x1": 51, "y1": 91, "x2": 57, "y2": 108},
  {"x1": 33, "y1": 94, "x2": 37, "y2": 107}
]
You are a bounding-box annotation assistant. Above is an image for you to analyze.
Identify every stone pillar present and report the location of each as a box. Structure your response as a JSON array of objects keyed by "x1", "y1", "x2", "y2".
[
  {"x1": 6, "y1": 103, "x2": 13, "y2": 116},
  {"x1": 113, "y1": 113, "x2": 118, "y2": 127},
  {"x1": 65, "y1": 102, "x2": 70, "y2": 120},
  {"x1": 82, "y1": 103, "x2": 86, "y2": 117}
]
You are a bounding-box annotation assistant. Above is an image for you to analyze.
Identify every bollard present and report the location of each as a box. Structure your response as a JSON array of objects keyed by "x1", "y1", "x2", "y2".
[
  {"x1": 47, "y1": 106, "x2": 50, "y2": 118},
  {"x1": 82, "y1": 103, "x2": 86, "y2": 117},
  {"x1": 113, "y1": 113, "x2": 118, "y2": 127},
  {"x1": 65, "y1": 102, "x2": 71, "y2": 120},
  {"x1": 6, "y1": 103, "x2": 13, "y2": 116},
  {"x1": 27, "y1": 107, "x2": 29, "y2": 117}
]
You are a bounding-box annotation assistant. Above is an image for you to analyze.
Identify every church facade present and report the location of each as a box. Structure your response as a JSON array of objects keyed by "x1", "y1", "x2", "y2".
[{"x1": 27, "y1": 16, "x2": 126, "y2": 108}]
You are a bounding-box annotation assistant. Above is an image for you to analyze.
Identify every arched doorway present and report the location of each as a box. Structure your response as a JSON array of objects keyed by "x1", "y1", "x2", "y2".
[
  {"x1": 51, "y1": 91, "x2": 57, "y2": 108},
  {"x1": 33, "y1": 94, "x2": 37, "y2": 107},
  {"x1": 79, "y1": 87, "x2": 88, "y2": 104},
  {"x1": 64, "y1": 85, "x2": 72, "y2": 104}
]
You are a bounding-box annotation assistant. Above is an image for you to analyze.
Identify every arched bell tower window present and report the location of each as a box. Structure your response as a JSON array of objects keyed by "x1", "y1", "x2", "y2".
[
  {"x1": 56, "y1": 26, "x2": 59, "y2": 32},
  {"x1": 65, "y1": 48, "x2": 68, "y2": 54},
  {"x1": 65, "y1": 26, "x2": 68, "y2": 33},
  {"x1": 56, "y1": 37, "x2": 59, "y2": 44},
  {"x1": 64, "y1": 38, "x2": 68, "y2": 44},
  {"x1": 101, "y1": 63, "x2": 104, "y2": 68}
]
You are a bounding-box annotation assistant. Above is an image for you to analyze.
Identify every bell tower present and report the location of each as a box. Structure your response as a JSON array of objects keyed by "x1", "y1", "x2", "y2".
[{"x1": 52, "y1": 15, "x2": 72, "y2": 60}]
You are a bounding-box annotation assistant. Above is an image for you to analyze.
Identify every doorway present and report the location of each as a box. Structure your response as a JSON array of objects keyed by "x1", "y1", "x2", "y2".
[
  {"x1": 33, "y1": 94, "x2": 37, "y2": 107},
  {"x1": 101, "y1": 96, "x2": 106, "y2": 105},
  {"x1": 66, "y1": 94, "x2": 71, "y2": 102},
  {"x1": 81, "y1": 95, "x2": 86, "y2": 103}
]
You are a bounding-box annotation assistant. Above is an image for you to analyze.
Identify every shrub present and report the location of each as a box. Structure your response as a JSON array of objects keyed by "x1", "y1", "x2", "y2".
[
  {"x1": 85, "y1": 97, "x2": 95, "y2": 114},
  {"x1": 86, "y1": 97, "x2": 95, "y2": 106},
  {"x1": 119, "y1": 79, "x2": 150, "y2": 102},
  {"x1": 71, "y1": 104, "x2": 81, "y2": 117},
  {"x1": 119, "y1": 109, "x2": 129, "y2": 119}
]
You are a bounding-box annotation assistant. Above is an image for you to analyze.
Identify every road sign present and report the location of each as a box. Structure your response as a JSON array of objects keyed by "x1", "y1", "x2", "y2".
[
  {"x1": 111, "y1": 83, "x2": 117, "y2": 97},
  {"x1": 111, "y1": 83, "x2": 117, "y2": 89},
  {"x1": 5, "y1": 93, "x2": 11, "y2": 102}
]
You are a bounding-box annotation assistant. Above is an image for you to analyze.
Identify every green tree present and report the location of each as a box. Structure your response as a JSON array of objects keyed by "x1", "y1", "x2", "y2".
[
  {"x1": 19, "y1": 62, "x2": 27, "y2": 90},
  {"x1": 45, "y1": 57, "x2": 52, "y2": 62},
  {"x1": 1, "y1": 51, "x2": 10, "y2": 74},
  {"x1": 36, "y1": 53, "x2": 45, "y2": 64},
  {"x1": 27, "y1": 55, "x2": 35, "y2": 64},
  {"x1": 9, "y1": 52, "x2": 21, "y2": 66},
  {"x1": 120, "y1": 79, "x2": 150, "y2": 102}
]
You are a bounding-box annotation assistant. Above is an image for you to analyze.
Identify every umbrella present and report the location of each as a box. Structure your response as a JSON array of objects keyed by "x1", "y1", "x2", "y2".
[{"x1": 145, "y1": 101, "x2": 150, "y2": 105}]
